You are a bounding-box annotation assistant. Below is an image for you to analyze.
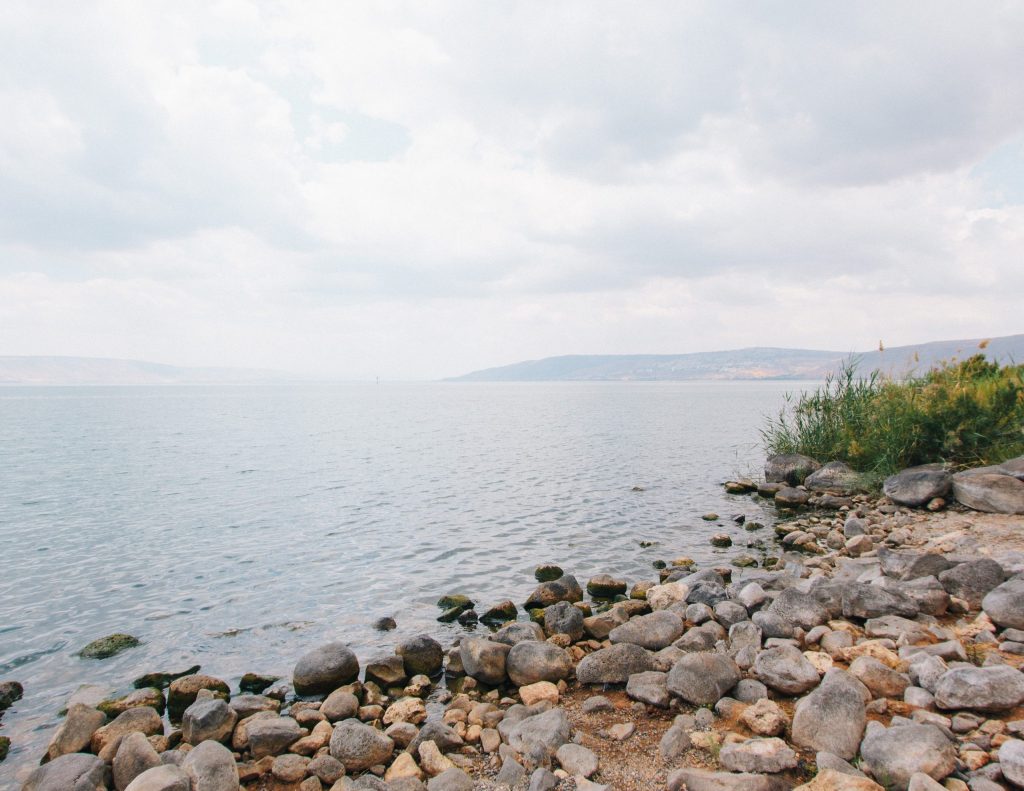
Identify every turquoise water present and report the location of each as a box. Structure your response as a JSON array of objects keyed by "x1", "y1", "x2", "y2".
[{"x1": 0, "y1": 381, "x2": 800, "y2": 783}]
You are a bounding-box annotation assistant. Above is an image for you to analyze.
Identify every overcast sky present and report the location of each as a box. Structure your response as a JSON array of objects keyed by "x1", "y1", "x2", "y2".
[{"x1": 2, "y1": 2, "x2": 1023, "y2": 379}]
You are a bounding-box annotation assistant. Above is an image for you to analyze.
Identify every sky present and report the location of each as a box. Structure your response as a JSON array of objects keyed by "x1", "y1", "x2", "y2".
[{"x1": 1, "y1": 1, "x2": 1023, "y2": 380}]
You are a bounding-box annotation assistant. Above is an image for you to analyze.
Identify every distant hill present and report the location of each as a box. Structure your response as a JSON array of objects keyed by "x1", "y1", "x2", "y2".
[
  {"x1": 0, "y1": 356, "x2": 295, "y2": 385},
  {"x1": 449, "y1": 334, "x2": 1024, "y2": 382}
]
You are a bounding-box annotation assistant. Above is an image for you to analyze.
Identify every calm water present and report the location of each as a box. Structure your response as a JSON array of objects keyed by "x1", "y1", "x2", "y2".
[{"x1": 0, "y1": 381, "x2": 802, "y2": 784}]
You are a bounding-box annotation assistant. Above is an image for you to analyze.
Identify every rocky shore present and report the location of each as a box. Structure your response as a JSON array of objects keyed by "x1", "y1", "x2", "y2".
[{"x1": 8, "y1": 453, "x2": 1024, "y2": 791}]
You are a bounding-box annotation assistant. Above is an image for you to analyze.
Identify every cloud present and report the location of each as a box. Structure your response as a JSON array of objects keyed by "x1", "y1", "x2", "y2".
[{"x1": 0, "y1": 1, "x2": 1022, "y2": 377}]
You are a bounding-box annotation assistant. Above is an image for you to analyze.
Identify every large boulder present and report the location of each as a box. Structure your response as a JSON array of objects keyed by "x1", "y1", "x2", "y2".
[
  {"x1": 576, "y1": 643, "x2": 652, "y2": 684},
  {"x1": 754, "y1": 645, "x2": 820, "y2": 695},
  {"x1": 459, "y1": 638, "x2": 510, "y2": 686},
  {"x1": 765, "y1": 454, "x2": 821, "y2": 486},
  {"x1": 805, "y1": 461, "x2": 862, "y2": 494},
  {"x1": 842, "y1": 584, "x2": 918, "y2": 619},
  {"x1": 123, "y1": 765, "x2": 190, "y2": 791},
  {"x1": 668, "y1": 768, "x2": 789, "y2": 791},
  {"x1": 933, "y1": 665, "x2": 1024, "y2": 712},
  {"x1": 859, "y1": 723, "x2": 955, "y2": 791},
  {"x1": 45, "y1": 703, "x2": 106, "y2": 760},
  {"x1": 998, "y1": 739, "x2": 1024, "y2": 788},
  {"x1": 330, "y1": 720, "x2": 395, "y2": 772},
  {"x1": 506, "y1": 642, "x2": 572, "y2": 687},
  {"x1": 113, "y1": 732, "x2": 162, "y2": 791},
  {"x1": 766, "y1": 589, "x2": 829, "y2": 630},
  {"x1": 293, "y1": 642, "x2": 360, "y2": 696},
  {"x1": 396, "y1": 635, "x2": 443, "y2": 677},
  {"x1": 719, "y1": 738, "x2": 798, "y2": 774},
  {"x1": 22, "y1": 753, "x2": 106, "y2": 791},
  {"x1": 883, "y1": 465, "x2": 951, "y2": 508},
  {"x1": 953, "y1": 472, "x2": 1024, "y2": 514},
  {"x1": 849, "y1": 657, "x2": 909, "y2": 698},
  {"x1": 667, "y1": 652, "x2": 740, "y2": 705},
  {"x1": 91, "y1": 707, "x2": 163, "y2": 756},
  {"x1": 937, "y1": 559, "x2": 1005, "y2": 608},
  {"x1": 524, "y1": 575, "x2": 583, "y2": 609},
  {"x1": 791, "y1": 669, "x2": 868, "y2": 761},
  {"x1": 983, "y1": 577, "x2": 1024, "y2": 629},
  {"x1": 877, "y1": 548, "x2": 951, "y2": 582},
  {"x1": 608, "y1": 611, "x2": 684, "y2": 650},
  {"x1": 181, "y1": 740, "x2": 239, "y2": 791}
]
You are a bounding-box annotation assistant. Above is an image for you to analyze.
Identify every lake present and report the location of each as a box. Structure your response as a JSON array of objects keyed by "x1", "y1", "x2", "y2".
[{"x1": 0, "y1": 381, "x2": 805, "y2": 784}]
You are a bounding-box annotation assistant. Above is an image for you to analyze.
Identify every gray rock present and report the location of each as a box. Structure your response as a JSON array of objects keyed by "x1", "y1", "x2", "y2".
[
  {"x1": 181, "y1": 740, "x2": 239, "y2": 791},
  {"x1": 396, "y1": 634, "x2": 444, "y2": 677},
  {"x1": 427, "y1": 768, "x2": 474, "y2": 791},
  {"x1": 123, "y1": 765, "x2": 190, "y2": 791},
  {"x1": 733, "y1": 679, "x2": 769, "y2": 703},
  {"x1": 805, "y1": 461, "x2": 862, "y2": 494},
  {"x1": 582, "y1": 695, "x2": 614, "y2": 713},
  {"x1": 859, "y1": 722, "x2": 955, "y2": 791},
  {"x1": 983, "y1": 577, "x2": 1024, "y2": 630},
  {"x1": 113, "y1": 732, "x2": 162, "y2": 791},
  {"x1": 864, "y1": 615, "x2": 929, "y2": 643},
  {"x1": 933, "y1": 665, "x2": 1024, "y2": 711},
  {"x1": 667, "y1": 768, "x2": 788, "y2": 791},
  {"x1": 329, "y1": 719, "x2": 394, "y2": 772},
  {"x1": 884, "y1": 466, "x2": 952, "y2": 508},
  {"x1": 505, "y1": 707, "x2": 570, "y2": 764},
  {"x1": 953, "y1": 472, "x2": 1024, "y2": 514},
  {"x1": 506, "y1": 641, "x2": 572, "y2": 686},
  {"x1": 608, "y1": 611, "x2": 684, "y2": 650},
  {"x1": 850, "y1": 656, "x2": 910, "y2": 698},
  {"x1": 666, "y1": 652, "x2": 740, "y2": 705},
  {"x1": 766, "y1": 588, "x2": 829, "y2": 630},
  {"x1": 528, "y1": 768, "x2": 559, "y2": 791},
  {"x1": 459, "y1": 637, "x2": 510, "y2": 686},
  {"x1": 246, "y1": 716, "x2": 302, "y2": 759},
  {"x1": 46, "y1": 703, "x2": 106, "y2": 760},
  {"x1": 714, "y1": 601, "x2": 749, "y2": 629},
  {"x1": 524, "y1": 575, "x2": 584, "y2": 609},
  {"x1": 686, "y1": 602, "x2": 715, "y2": 624},
  {"x1": 908, "y1": 654, "x2": 948, "y2": 694},
  {"x1": 22, "y1": 753, "x2": 106, "y2": 791},
  {"x1": 659, "y1": 724, "x2": 692, "y2": 760},
  {"x1": 405, "y1": 720, "x2": 464, "y2": 756},
  {"x1": 937, "y1": 557, "x2": 1003, "y2": 606},
  {"x1": 765, "y1": 453, "x2": 821, "y2": 486},
  {"x1": 877, "y1": 548, "x2": 952, "y2": 582},
  {"x1": 907, "y1": 773, "x2": 947, "y2": 791},
  {"x1": 998, "y1": 738, "x2": 1024, "y2": 788},
  {"x1": 719, "y1": 738, "x2": 797, "y2": 774},
  {"x1": 228, "y1": 694, "x2": 280, "y2": 721},
  {"x1": 816, "y1": 751, "x2": 866, "y2": 777},
  {"x1": 791, "y1": 669, "x2": 868, "y2": 760},
  {"x1": 738, "y1": 583, "x2": 769, "y2": 611},
  {"x1": 675, "y1": 626, "x2": 719, "y2": 652},
  {"x1": 493, "y1": 621, "x2": 545, "y2": 645},
  {"x1": 753, "y1": 645, "x2": 820, "y2": 695},
  {"x1": 555, "y1": 742, "x2": 598, "y2": 777},
  {"x1": 886, "y1": 576, "x2": 950, "y2": 616},
  {"x1": 293, "y1": 642, "x2": 360, "y2": 696},
  {"x1": 625, "y1": 671, "x2": 670, "y2": 708},
  {"x1": 842, "y1": 583, "x2": 918, "y2": 619},
  {"x1": 307, "y1": 754, "x2": 345, "y2": 784},
  {"x1": 729, "y1": 621, "x2": 763, "y2": 654},
  {"x1": 181, "y1": 698, "x2": 237, "y2": 745},
  {"x1": 543, "y1": 601, "x2": 584, "y2": 641},
  {"x1": 495, "y1": 758, "x2": 527, "y2": 786},
  {"x1": 576, "y1": 643, "x2": 652, "y2": 684},
  {"x1": 688, "y1": 581, "x2": 729, "y2": 607},
  {"x1": 321, "y1": 689, "x2": 360, "y2": 722}
]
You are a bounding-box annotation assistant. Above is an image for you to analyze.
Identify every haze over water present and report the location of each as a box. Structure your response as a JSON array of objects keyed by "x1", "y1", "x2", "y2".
[{"x1": 0, "y1": 380, "x2": 800, "y2": 781}]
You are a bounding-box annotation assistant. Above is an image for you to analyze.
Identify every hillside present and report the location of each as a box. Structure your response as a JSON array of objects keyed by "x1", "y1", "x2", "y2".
[{"x1": 449, "y1": 334, "x2": 1024, "y2": 382}]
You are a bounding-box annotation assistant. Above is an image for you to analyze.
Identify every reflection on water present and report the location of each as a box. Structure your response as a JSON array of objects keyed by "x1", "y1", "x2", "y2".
[{"x1": 0, "y1": 381, "x2": 802, "y2": 782}]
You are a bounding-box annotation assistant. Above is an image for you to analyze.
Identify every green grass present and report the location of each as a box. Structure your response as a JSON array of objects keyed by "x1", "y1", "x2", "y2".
[{"x1": 761, "y1": 353, "x2": 1024, "y2": 480}]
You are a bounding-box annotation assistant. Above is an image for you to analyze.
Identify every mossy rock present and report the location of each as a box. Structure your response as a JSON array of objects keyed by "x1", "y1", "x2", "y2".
[
  {"x1": 0, "y1": 681, "x2": 23, "y2": 712},
  {"x1": 0, "y1": 736, "x2": 9, "y2": 762},
  {"x1": 528, "y1": 608, "x2": 546, "y2": 624},
  {"x1": 573, "y1": 602, "x2": 593, "y2": 617},
  {"x1": 437, "y1": 603, "x2": 473, "y2": 623},
  {"x1": 78, "y1": 634, "x2": 140, "y2": 659},
  {"x1": 239, "y1": 673, "x2": 279, "y2": 694},
  {"x1": 671, "y1": 557, "x2": 695, "y2": 567},
  {"x1": 534, "y1": 564, "x2": 563, "y2": 582},
  {"x1": 731, "y1": 555, "x2": 758, "y2": 568},
  {"x1": 133, "y1": 664, "x2": 200, "y2": 690},
  {"x1": 763, "y1": 557, "x2": 780, "y2": 568},
  {"x1": 709, "y1": 534, "x2": 732, "y2": 548},
  {"x1": 702, "y1": 513, "x2": 719, "y2": 521},
  {"x1": 480, "y1": 600, "x2": 518, "y2": 626},
  {"x1": 98, "y1": 687, "x2": 165, "y2": 718},
  {"x1": 745, "y1": 521, "x2": 765, "y2": 531},
  {"x1": 652, "y1": 559, "x2": 667, "y2": 570},
  {"x1": 437, "y1": 594, "x2": 474, "y2": 611}
]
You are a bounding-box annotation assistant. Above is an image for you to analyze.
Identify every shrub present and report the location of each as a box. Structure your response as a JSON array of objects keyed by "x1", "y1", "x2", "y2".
[{"x1": 761, "y1": 353, "x2": 1024, "y2": 479}]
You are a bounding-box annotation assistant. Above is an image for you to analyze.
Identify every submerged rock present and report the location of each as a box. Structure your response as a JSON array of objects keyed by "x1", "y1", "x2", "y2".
[{"x1": 78, "y1": 633, "x2": 140, "y2": 659}]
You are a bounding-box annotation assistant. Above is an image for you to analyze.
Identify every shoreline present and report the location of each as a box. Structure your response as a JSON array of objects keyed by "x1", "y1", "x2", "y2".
[{"x1": 7, "y1": 457, "x2": 1024, "y2": 791}]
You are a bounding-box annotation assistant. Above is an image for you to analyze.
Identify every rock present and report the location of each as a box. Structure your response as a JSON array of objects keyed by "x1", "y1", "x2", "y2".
[
  {"x1": 480, "y1": 601, "x2": 518, "y2": 626},
  {"x1": 383, "y1": 697, "x2": 427, "y2": 725},
  {"x1": 543, "y1": 601, "x2": 584, "y2": 641},
  {"x1": 524, "y1": 575, "x2": 583, "y2": 609},
  {"x1": 933, "y1": 665, "x2": 1024, "y2": 712},
  {"x1": 459, "y1": 638, "x2": 510, "y2": 686},
  {"x1": 113, "y1": 732, "x2": 162, "y2": 791},
  {"x1": 741, "y1": 698, "x2": 787, "y2": 736},
  {"x1": 519, "y1": 681, "x2": 559, "y2": 706},
  {"x1": 92, "y1": 706, "x2": 164, "y2": 756},
  {"x1": 668, "y1": 767, "x2": 789, "y2": 791},
  {"x1": 877, "y1": 548, "x2": 951, "y2": 581},
  {"x1": 767, "y1": 588, "x2": 830, "y2": 630},
  {"x1": 182, "y1": 741, "x2": 239, "y2": 791},
  {"x1": 754, "y1": 645, "x2": 820, "y2": 695},
  {"x1": 859, "y1": 722, "x2": 955, "y2": 790},
  {"x1": 397, "y1": 635, "x2": 443, "y2": 677},
  {"x1": 998, "y1": 739, "x2": 1024, "y2": 787},
  {"x1": 99, "y1": 688, "x2": 166, "y2": 719},
  {"x1": 660, "y1": 724, "x2": 692, "y2": 760},
  {"x1": 329, "y1": 719, "x2": 394, "y2": 772},
  {"x1": 181, "y1": 698, "x2": 237, "y2": 745},
  {"x1": 505, "y1": 707, "x2": 570, "y2": 763},
  {"x1": 710, "y1": 533, "x2": 733, "y2": 547},
  {"x1": 364, "y1": 654, "x2": 407, "y2": 689},
  {"x1": 406, "y1": 721, "x2": 464, "y2": 756},
  {"x1": 534, "y1": 564, "x2": 564, "y2": 582},
  {"x1": 293, "y1": 643, "x2": 360, "y2": 696},
  {"x1": 308, "y1": 754, "x2": 345, "y2": 784},
  {"x1": 625, "y1": 671, "x2": 670, "y2": 708},
  {"x1": 953, "y1": 472, "x2": 1024, "y2": 514},
  {"x1": 765, "y1": 453, "x2": 821, "y2": 486},
  {"x1": 582, "y1": 695, "x2": 614, "y2": 713},
  {"x1": 271, "y1": 753, "x2": 309, "y2": 782},
  {"x1": 78, "y1": 633, "x2": 140, "y2": 659},
  {"x1": 529, "y1": 768, "x2": 559, "y2": 791},
  {"x1": 719, "y1": 738, "x2": 798, "y2": 774},
  {"x1": 576, "y1": 643, "x2": 652, "y2": 684},
  {"x1": 427, "y1": 768, "x2": 474, "y2": 791},
  {"x1": 806, "y1": 461, "x2": 862, "y2": 494},
  {"x1": 983, "y1": 577, "x2": 1024, "y2": 629},
  {"x1": 167, "y1": 675, "x2": 230, "y2": 721},
  {"x1": 794, "y1": 770, "x2": 883, "y2": 791},
  {"x1": 494, "y1": 758, "x2": 525, "y2": 787},
  {"x1": 864, "y1": 615, "x2": 929, "y2": 644},
  {"x1": 791, "y1": 669, "x2": 868, "y2": 760},
  {"x1": 667, "y1": 652, "x2": 740, "y2": 705},
  {"x1": 647, "y1": 582, "x2": 690, "y2": 610},
  {"x1": 321, "y1": 689, "x2": 360, "y2": 722},
  {"x1": 842, "y1": 583, "x2": 918, "y2": 619},
  {"x1": 938, "y1": 560, "x2": 1005, "y2": 607},
  {"x1": 46, "y1": 703, "x2": 107, "y2": 760},
  {"x1": 22, "y1": 753, "x2": 107, "y2": 791},
  {"x1": 246, "y1": 716, "x2": 303, "y2": 758},
  {"x1": 555, "y1": 742, "x2": 598, "y2": 777},
  {"x1": 883, "y1": 466, "x2": 952, "y2": 508},
  {"x1": 775, "y1": 487, "x2": 810, "y2": 507},
  {"x1": 850, "y1": 656, "x2": 910, "y2": 698},
  {"x1": 493, "y1": 621, "x2": 546, "y2": 645},
  {"x1": 123, "y1": 765, "x2": 190, "y2": 791},
  {"x1": 587, "y1": 574, "x2": 627, "y2": 598},
  {"x1": 608, "y1": 611, "x2": 684, "y2": 650},
  {"x1": 506, "y1": 641, "x2": 572, "y2": 686}
]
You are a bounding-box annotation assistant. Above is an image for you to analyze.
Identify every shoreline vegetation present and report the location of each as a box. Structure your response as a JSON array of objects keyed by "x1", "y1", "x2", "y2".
[{"x1": 6, "y1": 365, "x2": 1024, "y2": 791}]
